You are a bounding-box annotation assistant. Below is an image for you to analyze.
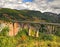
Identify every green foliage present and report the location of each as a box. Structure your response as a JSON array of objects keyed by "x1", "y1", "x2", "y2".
[
  {"x1": 0, "y1": 8, "x2": 19, "y2": 13},
  {"x1": 55, "y1": 27, "x2": 60, "y2": 36},
  {"x1": 16, "y1": 29, "x2": 28, "y2": 37},
  {"x1": 0, "y1": 26, "x2": 9, "y2": 36},
  {"x1": 39, "y1": 33, "x2": 56, "y2": 41},
  {"x1": 0, "y1": 36, "x2": 17, "y2": 47},
  {"x1": 0, "y1": 28, "x2": 60, "y2": 47}
]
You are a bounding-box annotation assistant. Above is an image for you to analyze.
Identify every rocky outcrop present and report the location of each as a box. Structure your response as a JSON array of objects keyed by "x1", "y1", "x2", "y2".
[{"x1": 0, "y1": 21, "x2": 20, "y2": 36}]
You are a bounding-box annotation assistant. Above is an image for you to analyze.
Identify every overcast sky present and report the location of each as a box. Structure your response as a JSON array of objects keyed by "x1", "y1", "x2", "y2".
[{"x1": 0, "y1": 0, "x2": 60, "y2": 14}]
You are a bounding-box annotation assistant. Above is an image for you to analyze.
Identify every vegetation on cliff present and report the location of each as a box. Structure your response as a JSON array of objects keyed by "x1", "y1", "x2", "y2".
[{"x1": 0, "y1": 8, "x2": 59, "y2": 23}]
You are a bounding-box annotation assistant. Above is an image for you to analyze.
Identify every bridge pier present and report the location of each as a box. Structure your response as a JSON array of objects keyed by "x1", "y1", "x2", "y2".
[
  {"x1": 46, "y1": 25, "x2": 53, "y2": 34},
  {"x1": 46, "y1": 25, "x2": 56, "y2": 34},
  {"x1": 48, "y1": 25, "x2": 59, "y2": 34},
  {"x1": 8, "y1": 22, "x2": 60, "y2": 36},
  {"x1": 28, "y1": 26, "x2": 31, "y2": 36},
  {"x1": 39, "y1": 24, "x2": 58, "y2": 34},
  {"x1": 36, "y1": 30, "x2": 39, "y2": 37}
]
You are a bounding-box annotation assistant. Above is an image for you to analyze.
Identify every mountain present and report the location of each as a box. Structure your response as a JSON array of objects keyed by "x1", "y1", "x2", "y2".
[
  {"x1": 0, "y1": 8, "x2": 59, "y2": 23},
  {"x1": 43, "y1": 12, "x2": 58, "y2": 23}
]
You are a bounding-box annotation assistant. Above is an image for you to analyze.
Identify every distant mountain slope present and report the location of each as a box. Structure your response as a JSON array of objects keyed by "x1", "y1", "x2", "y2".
[{"x1": 0, "y1": 8, "x2": 59, "y2": 23}]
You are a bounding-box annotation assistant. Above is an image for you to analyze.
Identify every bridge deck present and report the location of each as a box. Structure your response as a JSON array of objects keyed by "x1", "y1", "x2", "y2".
[{"x1": 12, "y1": 21, "x2": 60, "y2": 26}]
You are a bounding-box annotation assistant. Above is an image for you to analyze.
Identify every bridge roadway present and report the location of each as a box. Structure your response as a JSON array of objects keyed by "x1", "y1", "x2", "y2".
[{"x1": 12, "y1": 21, "x2": 60, "y2": 26}]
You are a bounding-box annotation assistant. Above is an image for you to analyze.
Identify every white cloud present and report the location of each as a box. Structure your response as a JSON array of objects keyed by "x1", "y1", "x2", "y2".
[{"x1": 0, "y1": 0, "x2": 60, "y2": 14}]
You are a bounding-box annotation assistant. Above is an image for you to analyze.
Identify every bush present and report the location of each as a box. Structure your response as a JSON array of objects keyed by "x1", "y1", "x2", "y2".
[
  {"x1": 0, "y1": 26, "x2": 9, "y2": 36},
  {"x1": 0, "y1": 27, "x2": 60, "y2": 47},
  {"x1": 0, "y1": 36, "x2": 17, "y2": 47},
  {"x1": 55, "y1": 28, "x2": 60, "y2": 36},
  {"x1": 16, "y1": 29, "x2": 28, "y2": 37},
  {"x1": 39, "y1": 33, "x2": 56, "y2": 41}
]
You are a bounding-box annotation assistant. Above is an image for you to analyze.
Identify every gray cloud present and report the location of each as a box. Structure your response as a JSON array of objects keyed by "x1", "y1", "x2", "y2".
[{"x1": 0, "y1": 0, "x2": 60, "y2": 14}]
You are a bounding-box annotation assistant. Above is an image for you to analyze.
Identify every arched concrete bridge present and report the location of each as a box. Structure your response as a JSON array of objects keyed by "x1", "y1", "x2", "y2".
[
  {"x1": 1, "y1": 20, "x2": 60, "y2": 37},
  {"x1": 11, "y1": 21, "x2": 60, "y2": 37}
]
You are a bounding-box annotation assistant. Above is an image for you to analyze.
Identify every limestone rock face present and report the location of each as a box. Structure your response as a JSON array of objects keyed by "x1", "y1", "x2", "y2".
[
  {"x1": 8, "y1": 22, "x2": 20, "y2": 36},
  {"x1": 8, "y1": 23, "x2": 14, "y2": 36},
  {"x1": 0, "y1": 21, "x2": 20, "y2": 36},
  {"x1": 13, "y1": 23, "x2": 20, "y2": 35}
]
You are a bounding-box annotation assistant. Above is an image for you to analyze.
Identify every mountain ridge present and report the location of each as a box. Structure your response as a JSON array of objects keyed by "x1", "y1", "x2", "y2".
[{"x1": 0, "y1": 8, "x2": 59, "y2": 23}]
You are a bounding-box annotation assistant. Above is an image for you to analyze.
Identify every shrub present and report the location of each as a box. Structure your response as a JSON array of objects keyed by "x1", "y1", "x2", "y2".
[
  {"x1": 16, "y1": 29, "x2": 28, "y2": 37},
  {"x1": 55, "y1": 28, "x2": 60, "y2": 36},
  {"x1": 0, "y1": 36, "x2": 17, "y2": 47},
  {"x1": 0, "y1": 26, "x2": 9, "y2": 36},
  {"x1": 39, "y1": 33, "x2": 56, "y2": 41}
]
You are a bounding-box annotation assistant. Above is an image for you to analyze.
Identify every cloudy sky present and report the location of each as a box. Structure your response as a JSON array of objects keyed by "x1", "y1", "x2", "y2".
[{"x1": 0, "y1": 0, "x2": 60, "y2": 14}]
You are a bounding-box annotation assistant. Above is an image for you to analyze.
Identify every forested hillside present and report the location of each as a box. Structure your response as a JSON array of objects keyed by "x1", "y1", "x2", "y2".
[{"x1": 0, "y1": 8, "x2": 59, "y2": 23}]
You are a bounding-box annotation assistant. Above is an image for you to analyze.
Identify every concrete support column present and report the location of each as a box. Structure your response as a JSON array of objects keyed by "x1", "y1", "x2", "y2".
[
  {"x1": 52, "y1": 26, "x2": 56, "y2": 34},
  {"x1": 36, "y1": 30, "x2": 39, "y2": 37},
  {"x1": 47, "y1": 25, "x2": 52, "y2": 34},
  {"x1": 47, "y1": 25, "x2": 56, "y2": 34},
  {"x1": 52, "y1": 25, "x2": 55, "y2": 34},
  {"x1": 28, "y1": 26, "x2": 31, "y2": 36}
]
